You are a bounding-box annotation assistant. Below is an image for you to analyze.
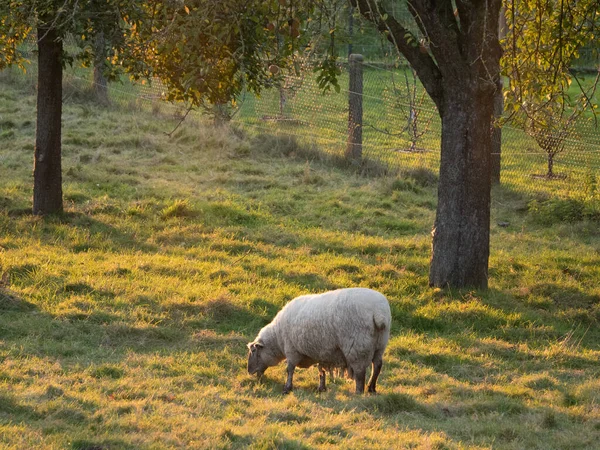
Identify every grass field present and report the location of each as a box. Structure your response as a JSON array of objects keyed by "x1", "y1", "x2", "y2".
[{"x1": 1, "y1": 74, "x2": 600, "y2": 449}]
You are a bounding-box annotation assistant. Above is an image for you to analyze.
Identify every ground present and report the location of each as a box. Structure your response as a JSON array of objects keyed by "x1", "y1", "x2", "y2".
[{"x1": 1, "y1": 74, "x2": 600, "y2": 449}]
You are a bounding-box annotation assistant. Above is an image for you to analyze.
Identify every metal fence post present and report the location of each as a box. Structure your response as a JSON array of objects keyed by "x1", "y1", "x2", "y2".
[{"x1": 346, "y1": 54, "x2": 363, "y2": 163}]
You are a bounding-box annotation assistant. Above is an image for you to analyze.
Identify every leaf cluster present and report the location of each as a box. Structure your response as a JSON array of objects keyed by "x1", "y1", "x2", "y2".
[
  {"x1": 0, "y1": 0, "x2": 147, "y2": 79},
  {"x1": 123, "y1": 0, "x2": 315, "y2": 113},
  {"x1": 502, "y1": 0, "x2": 600, "y2": 128}
]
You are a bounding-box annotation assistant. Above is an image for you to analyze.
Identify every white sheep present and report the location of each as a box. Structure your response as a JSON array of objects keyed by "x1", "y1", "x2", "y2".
[{"x1": 247, "y1": 287, "x2": 391, "y2": 394}]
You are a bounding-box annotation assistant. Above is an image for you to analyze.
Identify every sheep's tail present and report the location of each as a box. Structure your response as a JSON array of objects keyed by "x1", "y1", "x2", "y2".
[
  {"x1": 373, "y1": 310, "x2": 388, "y2": 331},
  {"x1": 372, "y1": 305, "x2": 391, "y2": 350}
]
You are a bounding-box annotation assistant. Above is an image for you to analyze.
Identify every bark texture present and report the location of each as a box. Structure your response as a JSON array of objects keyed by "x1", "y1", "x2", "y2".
[
  {"x1": 430, "y1": 85, "x2": 494, "y2": 288},
  {"x1": 33, "y1": 24, "x2": 63, "y2": 215}
]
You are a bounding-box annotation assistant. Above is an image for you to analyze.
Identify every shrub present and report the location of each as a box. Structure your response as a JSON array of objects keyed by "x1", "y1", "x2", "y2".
[{"x1": 528, "y1": 198, "x2": 589, "y2": 224}]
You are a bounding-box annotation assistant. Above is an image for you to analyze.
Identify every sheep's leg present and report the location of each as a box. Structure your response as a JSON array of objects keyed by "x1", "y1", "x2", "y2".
[
  {"x1": 354, "y1": 368, "x2": 366, "y2": 394},
  {"x1": 283, "y1": 362, "x2": 296, "y2": 394},
  {"x1": 318, "y1": 366, "x2": 327, "y2": 392},
  {"x1": 367, "y1": 351, "x2": 384, "y2": 394}
]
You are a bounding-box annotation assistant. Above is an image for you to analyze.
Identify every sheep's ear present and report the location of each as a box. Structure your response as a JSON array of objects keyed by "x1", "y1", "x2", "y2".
[{"x1": 247, "y1": 341, "x2": 263, "y2": 351}]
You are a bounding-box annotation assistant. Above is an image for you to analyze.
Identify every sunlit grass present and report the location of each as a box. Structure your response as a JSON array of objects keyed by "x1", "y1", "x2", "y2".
[{"x1": 1, "y1": 75, "x2": 600, "y2": 449}]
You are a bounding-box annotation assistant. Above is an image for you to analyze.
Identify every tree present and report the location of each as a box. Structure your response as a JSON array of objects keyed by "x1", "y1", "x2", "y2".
[
  {"x1": 502, "y1": 0, "x2": 599, "y2": 179},
  {"x1": 93, "y1": 32, "x2": 110, "y2": 105},
  {"x1": 0, "y1": 0, "x2": 146, "y2": 215},
  {"x1": 126, "y1": 0, "x2": 308, "y2": 122},
  {"x1": 386, "y1": 65, "x2": 434, "y2": 153},
  {"x1": 524, "y1": 101, "x2": 581, "y2": 178},
  {"x1": 346, "y1": 0, "x2": 600, "y2": 288},
  {"x1": 349, "y1": 0, "x2": 503, "y2": 288}
]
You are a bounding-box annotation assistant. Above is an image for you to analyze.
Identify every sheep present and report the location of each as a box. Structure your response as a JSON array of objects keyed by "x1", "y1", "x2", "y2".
[{"x1": 247, "y1": 287, "x2": 391, "y2": 394}]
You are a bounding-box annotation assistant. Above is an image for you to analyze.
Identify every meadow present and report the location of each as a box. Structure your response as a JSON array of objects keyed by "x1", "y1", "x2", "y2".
[{"x1": 1, "y1": 73, "x2": 600, "y2": 449}]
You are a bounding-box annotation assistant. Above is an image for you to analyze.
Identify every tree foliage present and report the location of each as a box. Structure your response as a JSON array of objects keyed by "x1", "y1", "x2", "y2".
[
  {"x1": 122, "y1": 0, "x2": 316, "y2": 118},
  {"x1": 503, "y1": 0, "x2": 599, "y2": 123},
  {"x1": 0, "y1": 0, "x2": 146, "y2": 71},
  {"x1": 0, "y1": 3, "x2": 30, "y2": 71},
  {"x1": 503, "y1": 0, "x2": 599, "y2": 178}
]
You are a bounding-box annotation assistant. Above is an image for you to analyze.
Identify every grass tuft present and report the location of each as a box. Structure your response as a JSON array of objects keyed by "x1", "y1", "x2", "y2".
[
  {"x1": 160, "y1": 199, "x2": 197, "y2": 219},
  {"x1": 89, "y1": 365, "x2": 126, "y2": 379}
]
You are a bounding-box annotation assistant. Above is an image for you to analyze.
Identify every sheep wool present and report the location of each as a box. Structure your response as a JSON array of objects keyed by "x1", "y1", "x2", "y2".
[{"x1": 247, "y1": 287, "x2": 391, "y2": 394}]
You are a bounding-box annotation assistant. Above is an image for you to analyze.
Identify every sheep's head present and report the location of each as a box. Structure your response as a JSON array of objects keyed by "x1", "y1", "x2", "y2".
[{"x1": 247, "y1": 341, "x2": 267, "y2": 377}]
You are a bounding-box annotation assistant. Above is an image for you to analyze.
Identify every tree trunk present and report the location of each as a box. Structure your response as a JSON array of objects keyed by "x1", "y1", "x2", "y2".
[
  {"x1": 429, "y1": 85, "x2": 493, "y2": 289},
  {"x1": 33, "y1": 24, "x2": 63, "y2": 216},
  {"x1": 93, "y1": 32, "x2": 110, "y2": 105},
  {"x1": 547, "y1": 153, "x2": 554, "y2": 178}
]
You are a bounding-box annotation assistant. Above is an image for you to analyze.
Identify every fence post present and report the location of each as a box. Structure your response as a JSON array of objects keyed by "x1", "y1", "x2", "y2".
[
  {"x1": 93, "y1": 32, "x2": 110, "y2": 105},
  {"x1": 491, "y1": 10, "x2": 506, "y2": 184},
  {"x1": 491, "y1": 78, "x2": 503, "y2": 184},
  {"x1": 346, "y1": 54, "x2": 363, "y2": 163}
]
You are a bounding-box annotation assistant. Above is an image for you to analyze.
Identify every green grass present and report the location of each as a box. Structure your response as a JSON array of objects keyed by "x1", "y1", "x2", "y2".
[{"x1": 1, "y1": 75, "x2": 600, "y2": 449}]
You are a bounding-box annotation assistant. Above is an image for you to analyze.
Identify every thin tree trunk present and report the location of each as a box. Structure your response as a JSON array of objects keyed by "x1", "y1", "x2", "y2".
[
  {"x1": 429, "y1": 85, "x2": 493, "y2": 289},
  {"x1": 33, "y1": 23, "x2": 63, "y2": 215},
  {"x1": 93, "y1": 32, "x2": 110, "y2": 105},
  {"x1": 547, "y1": 153, "x2": 554, "y2": 178}
]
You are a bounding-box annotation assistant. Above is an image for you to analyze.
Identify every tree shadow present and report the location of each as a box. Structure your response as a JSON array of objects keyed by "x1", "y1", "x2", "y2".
[
  {"x1": 0, "y1": 287, "x2": 37, "y2": 312},
  {"x1": 49, "y1": 211, "x2": 159, "y2": 254},
  {"x1": 0, "y1": 392, "x2": 43, "y2": 421},
  {"x1": 528, "y1": 283, "x2": 600, "y2": 311}
]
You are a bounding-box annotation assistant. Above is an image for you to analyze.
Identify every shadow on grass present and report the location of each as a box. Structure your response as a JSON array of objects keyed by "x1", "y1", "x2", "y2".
[
  {"x1": 250, "y1": 132, "x2": 394, "y2": 178},
  {"x1": 49, "y1": 211, "x2": 159, "y2": 254},
  {"x1": 0, "y1": 287, "x2": 37, "y2": 312},
  {"x1": 70, "y1": 439, "x2": 139, "y2": 450},
  {"x1": 3, "y1": 207, "x2": 160, "y2": 254},
  {"x1": 0, "y1": 287, "x2": 261, "y2": 361},
  {"x1": 528, "y1": 283, "x2": 600, "y2": 311},
  {"x1": 0, "y1": 393, "x2": 43, "y2": 421},
  {"x1": 248, "y1": 264, "x2": 340, "y2": 292}
]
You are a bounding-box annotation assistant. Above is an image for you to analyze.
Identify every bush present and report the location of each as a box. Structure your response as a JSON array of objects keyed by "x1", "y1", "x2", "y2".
[{"x1": 527, "y1": 198, "x2": 599, "y2": 224}]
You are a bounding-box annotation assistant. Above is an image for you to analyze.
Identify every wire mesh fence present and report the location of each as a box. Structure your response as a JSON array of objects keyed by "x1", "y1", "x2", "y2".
[
  {"x1": 5, "y1": 38, "x2": 600, "y2": 203},
  {"x1": 231, "y1": 58, "x2": 600, "y2": 202}
]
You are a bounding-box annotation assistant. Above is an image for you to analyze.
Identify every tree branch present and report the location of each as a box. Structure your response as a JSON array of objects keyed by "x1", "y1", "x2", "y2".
[
  {"x1": 349, "y1": 0, "x2": 444, "y2": 109},
  {"x1": 406, "y1": 0, "x2": 464, "y2": 73}
]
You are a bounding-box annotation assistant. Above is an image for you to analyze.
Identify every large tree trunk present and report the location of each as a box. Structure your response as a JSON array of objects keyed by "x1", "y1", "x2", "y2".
[
  {"x1": 429, "y1": 85, "x2": 494, "y2": 289},
  {"x1": 33, "y1": 24, "x2": 63, "y2": 215}
]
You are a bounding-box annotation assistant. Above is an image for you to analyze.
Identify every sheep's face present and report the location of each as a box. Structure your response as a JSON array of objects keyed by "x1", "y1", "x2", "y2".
[{"x1": 247, "y1": 341, "x2": 268, "y2": 377}]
